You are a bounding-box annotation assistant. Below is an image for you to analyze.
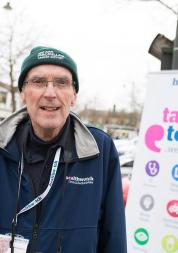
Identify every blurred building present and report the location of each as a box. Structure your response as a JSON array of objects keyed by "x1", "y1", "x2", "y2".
[
  {"x1": 79, "y1": 108, "x2": 141, "y2": 137},
  {"x1": 0, "y1": 87, "x2": 21, "y2": 121}
]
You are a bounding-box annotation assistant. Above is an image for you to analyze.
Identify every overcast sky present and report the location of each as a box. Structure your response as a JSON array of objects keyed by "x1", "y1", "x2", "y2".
[{"x1": 0, "y1": 0, "x2": 177, "y2": 111}]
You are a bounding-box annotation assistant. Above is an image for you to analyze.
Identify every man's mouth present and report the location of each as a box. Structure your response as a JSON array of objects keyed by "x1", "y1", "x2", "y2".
[{"x1": 40, "y1": 106, "x2": 60, "y2": 111}]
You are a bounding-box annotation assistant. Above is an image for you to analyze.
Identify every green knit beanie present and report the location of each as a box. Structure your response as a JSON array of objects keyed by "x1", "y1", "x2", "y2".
[{"x1": 18, "y1": 46, "x2": 79, "y2": 92}]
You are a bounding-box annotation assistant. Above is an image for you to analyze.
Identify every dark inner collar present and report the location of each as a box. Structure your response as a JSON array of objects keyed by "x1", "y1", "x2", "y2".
[{"x1": 16, "y1": 116, "x2": 72, "y2": 164}]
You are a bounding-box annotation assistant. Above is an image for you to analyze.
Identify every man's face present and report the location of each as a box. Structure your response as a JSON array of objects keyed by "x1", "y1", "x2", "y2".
[{"x1": 21, "y1": 64, "x2": 77, "y2": 140}]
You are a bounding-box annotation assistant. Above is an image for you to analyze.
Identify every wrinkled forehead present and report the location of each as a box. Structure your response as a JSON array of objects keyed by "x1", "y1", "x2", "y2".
[{"x1": 25, "y1": 64, "x2": 73, "y2": 79}]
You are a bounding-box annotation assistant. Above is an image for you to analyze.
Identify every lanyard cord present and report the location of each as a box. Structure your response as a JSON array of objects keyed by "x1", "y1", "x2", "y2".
[{"x1": 10, "y1": 147, "x2": 61, "y2": 252}]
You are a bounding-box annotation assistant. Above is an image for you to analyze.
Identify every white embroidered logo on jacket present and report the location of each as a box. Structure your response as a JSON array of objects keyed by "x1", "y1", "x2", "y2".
[{"x1": 66, "y1": 176, "x2": 94, "y2": 185}]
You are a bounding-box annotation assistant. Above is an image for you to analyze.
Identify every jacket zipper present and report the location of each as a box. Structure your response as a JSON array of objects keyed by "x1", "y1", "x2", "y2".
[
  {"x1": 27, "y1": 174, "x2": 41, "y2": 253},
  {"x1": 57, "y1": 245, "x2": 62, "y2": 253},
  {"x1": 57, "y1": 236, "x2": 63, "y2": 253},
  {"x1": 32, "y1": 223, "x2": 39, "y2": 251},
  {"x1": 56, "y1": 162, "x2": 69, "y2": 253}
]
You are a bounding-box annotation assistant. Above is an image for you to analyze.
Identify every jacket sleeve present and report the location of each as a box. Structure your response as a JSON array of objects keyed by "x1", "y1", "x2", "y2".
[{"x1": 97, "y1": 139, "x2": 127, "y2": 253}]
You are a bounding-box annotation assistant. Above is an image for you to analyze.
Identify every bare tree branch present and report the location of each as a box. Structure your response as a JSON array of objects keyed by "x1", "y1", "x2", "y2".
[
  {"x1": 156, "y1": 0, "x2": 177, "y2": 15},
  {"x1": 0, "y1": 82, "x2": 10, "y2": 91},
  {"x1": 0, "y1": 81, "x2": 17, "y2": 92},
  {"x1": 0, "y1": 8, "x2": 38, "y2": 112},
  {"x1": 132, "y1": 0, "x2": 178, "y2": 15}
]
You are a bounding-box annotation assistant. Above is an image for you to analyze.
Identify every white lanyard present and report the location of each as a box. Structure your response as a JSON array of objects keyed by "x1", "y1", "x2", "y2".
[{"x1": 16, "y1": 147, "x2": 61, "y2": 217}]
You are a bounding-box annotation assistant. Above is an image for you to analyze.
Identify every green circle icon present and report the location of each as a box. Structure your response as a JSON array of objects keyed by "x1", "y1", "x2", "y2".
[
  {"x1": 134, "y1": 228, "x2": 149, "y2": 245},
  {"x1": 162, "y1": 234, "x2": 178, "y2": 253}
]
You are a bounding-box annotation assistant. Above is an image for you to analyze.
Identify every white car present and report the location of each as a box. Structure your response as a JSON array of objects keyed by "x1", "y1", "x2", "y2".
[
  {"x1": 119, "y1": 155, "x2": 134, "y2": 179},
  {"x1": 114, "y1": 137, "x2": 138, "y2": 157}
]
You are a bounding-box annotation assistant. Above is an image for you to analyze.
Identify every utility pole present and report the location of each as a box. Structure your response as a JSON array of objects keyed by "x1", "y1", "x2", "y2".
[
  {"x1": 3, "y1": 2, "x2": 12, "y2": 10},
  {"x1": 138, "y1": 0, "x2": 178, "y2": 70},
  {"x1": 172, "y1": 17, "x2": 178, "y2": 69}
]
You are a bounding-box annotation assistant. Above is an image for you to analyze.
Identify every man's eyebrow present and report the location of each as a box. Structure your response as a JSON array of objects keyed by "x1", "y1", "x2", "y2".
[
  {"x1": 53, "y1": 74, "x2": 71, "y2": 78},
  {"x1": 27, "y1": 75, "x2": 71, "y2": 79},
  {"x1": 28, "y1": 75, "x2": 45, "y2": 79}
]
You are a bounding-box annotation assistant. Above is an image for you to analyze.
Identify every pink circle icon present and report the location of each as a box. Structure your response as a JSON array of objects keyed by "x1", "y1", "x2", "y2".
[
  {"x1": 167, "y1": 200, "x2": 178, "y2": 217},
  {"x1": 145, "y1": 125, "x2": 164, "y2": 152}
]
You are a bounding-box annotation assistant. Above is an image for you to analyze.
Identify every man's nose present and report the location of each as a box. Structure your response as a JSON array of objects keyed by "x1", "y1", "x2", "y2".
[{"x1": 43, "y1": 82, "x2": 57, "y2": 97}]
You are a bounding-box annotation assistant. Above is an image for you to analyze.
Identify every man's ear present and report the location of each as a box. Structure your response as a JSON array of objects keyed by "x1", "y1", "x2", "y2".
[
  {"x1": 71, "y1": 92, "x2": 77, "y2": 107},
  {"x1": 20, "y1": 91, "x2": 26, "y2": 105}
]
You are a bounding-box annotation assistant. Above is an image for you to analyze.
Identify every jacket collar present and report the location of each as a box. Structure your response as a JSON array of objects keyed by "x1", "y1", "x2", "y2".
[{"x1": 0, "y1": 107, "x2": 100, "y2": 159}]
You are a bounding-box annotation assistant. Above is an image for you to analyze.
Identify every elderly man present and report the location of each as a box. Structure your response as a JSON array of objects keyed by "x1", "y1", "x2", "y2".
[{"x1": 0, "y1": 46, "x2": 127, "y2": 253}]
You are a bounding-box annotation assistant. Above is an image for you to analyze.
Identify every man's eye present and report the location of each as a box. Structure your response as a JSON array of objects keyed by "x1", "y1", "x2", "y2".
[
  {"x1": 32, "y1": 78, "x2": 45, "y2": 84},
  {"x1": 55, "y1": 78, "x2": 66, "y2": 84}
]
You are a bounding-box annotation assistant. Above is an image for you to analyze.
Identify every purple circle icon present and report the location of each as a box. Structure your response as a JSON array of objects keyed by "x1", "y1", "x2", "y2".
[{"x1": 145, "y1": 160, "x2": 160, "y2": 177}]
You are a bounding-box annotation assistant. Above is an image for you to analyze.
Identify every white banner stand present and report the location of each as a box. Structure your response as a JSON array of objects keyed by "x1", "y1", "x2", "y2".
[{"x1": 126, "y1": 71, "x2": 178, "y2": 253}]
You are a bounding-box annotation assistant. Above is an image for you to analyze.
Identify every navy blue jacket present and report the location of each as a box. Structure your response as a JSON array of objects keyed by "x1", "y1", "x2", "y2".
[{"x1": 0, "y1": 108, "x2": 127, "y2": 253}]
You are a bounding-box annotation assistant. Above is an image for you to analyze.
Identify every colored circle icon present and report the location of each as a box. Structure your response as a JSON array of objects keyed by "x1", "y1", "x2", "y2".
[
  {"x1": 134, "y1": 228, "x2": 149, "y2": 245},
  {"x1": 162, "y1": 234, "x2": 178, "y2": 253},
  {"x1": 172, "y1": 165, "x2": 178, "y2": 181},
  {"x1": 144, "y1": 125, "x2": 164, "y2": 152},
  {"x1": 145, "y1": 160, "x2": 160, "y2": 177},
  {"x1": 140, "y1": 194, "x2": 154, "y2": 211},
  {"x1": 167, "y1": 200, "x2": 178, "y2": 218}
]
